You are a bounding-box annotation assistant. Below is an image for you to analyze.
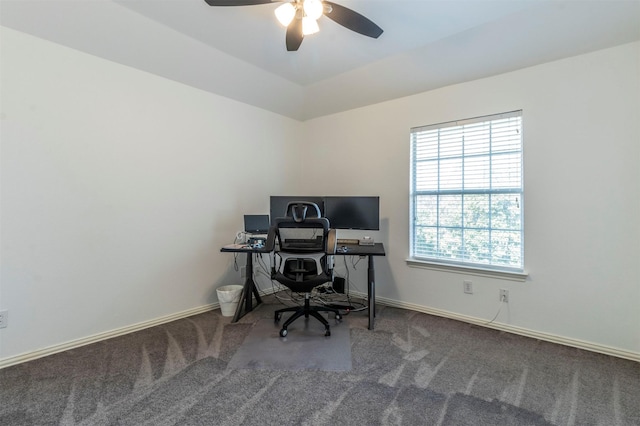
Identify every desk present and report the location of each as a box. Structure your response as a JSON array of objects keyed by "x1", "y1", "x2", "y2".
[{"x1": 220, "y1": 242, "x2": 386, "y2": 329}]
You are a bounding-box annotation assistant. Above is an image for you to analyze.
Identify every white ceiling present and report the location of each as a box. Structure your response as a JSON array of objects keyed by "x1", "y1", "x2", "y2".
[{"x1": 2, "y1": 0, "x2": 639, "y2": 120}]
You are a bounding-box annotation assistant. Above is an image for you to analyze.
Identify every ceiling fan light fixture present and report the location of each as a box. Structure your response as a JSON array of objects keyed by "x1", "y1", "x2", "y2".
[
  {"x1": 275, "y1": 2, "x2": 296, "y2": 27},
  {"x1": 302, "y1": 15, "x2": 319, "y2": 35},
  {"x1": 303, "y1": 0, "x2": 323, "y2": 20},
  {"x1": 204, "y1": 0, "x2": 383, "y2": 51}
]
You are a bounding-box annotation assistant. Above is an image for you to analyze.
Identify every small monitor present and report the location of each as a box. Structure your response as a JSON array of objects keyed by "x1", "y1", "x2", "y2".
[
  {"x1": 324, "y1": 196, "x2": 380, "y2": 230},
  {"x1": 244, "y1": 214, "x2": 270, "y2": 234}
]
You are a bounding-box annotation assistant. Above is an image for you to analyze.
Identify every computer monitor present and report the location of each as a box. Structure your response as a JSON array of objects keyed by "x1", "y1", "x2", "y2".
[
  {"x1": 244, "y1": 214, "x2": 270, "y2": 234},
  {"x1": 323, "y1": 196, "x2": 380, "y2": 230},
  {"x1": 269, "y1": 196, "x2": 324, "y2": 224}
]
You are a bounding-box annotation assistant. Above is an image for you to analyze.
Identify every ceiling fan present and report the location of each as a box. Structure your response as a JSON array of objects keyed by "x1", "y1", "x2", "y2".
[{"x1": 204, "y1": 0, "x2": 383, "y2": 51}]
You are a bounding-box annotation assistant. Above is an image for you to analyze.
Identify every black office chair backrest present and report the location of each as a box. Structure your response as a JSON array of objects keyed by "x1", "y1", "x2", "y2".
[
  {"x1": 284, "y1": 201, "x2": 321, "y2": 223},
  {"x1": 273, "y1": 201, "x2": 333, "y2": 253},
  {"x1": 269, "y1": 201, "x2": 336, "y2": 291}
]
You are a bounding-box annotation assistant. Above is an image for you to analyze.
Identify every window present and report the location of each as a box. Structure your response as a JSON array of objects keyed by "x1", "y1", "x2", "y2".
[{"x1": 410, "y1": 111, "x2": 523, "y2": 272}]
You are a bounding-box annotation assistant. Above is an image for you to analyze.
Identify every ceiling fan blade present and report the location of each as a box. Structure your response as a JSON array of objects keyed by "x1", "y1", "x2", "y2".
[
  {"x1": 286, "y1": 18, "x2": 304, "y2": 51},
  {"x1": 324, "y1": 1, "x2": 383, "y2": 38},
  {"x1": 204, "y1": 0, "x2": 274, "y2": 6}
]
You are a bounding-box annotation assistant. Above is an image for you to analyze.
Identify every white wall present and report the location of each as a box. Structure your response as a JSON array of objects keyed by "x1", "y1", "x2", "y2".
[
  {"x1": 0, "y1": 28, "x2": 303, "y2": 360},
  {"x1": 2, "y1": 27, "x2": 638, "y2": 363},
  {"x1": 304, "y1": 42, "x2": 640, "y2": 356}
]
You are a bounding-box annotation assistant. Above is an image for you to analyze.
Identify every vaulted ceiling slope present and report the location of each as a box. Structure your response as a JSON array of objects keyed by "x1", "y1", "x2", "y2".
[{"x1": 2, "y1": 0, "x2": 639, "y2": 121}]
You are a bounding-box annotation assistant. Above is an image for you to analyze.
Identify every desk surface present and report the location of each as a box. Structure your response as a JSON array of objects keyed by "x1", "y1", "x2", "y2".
[
  {"x1": 220, "y1": 244, "x2": 271, "y2": 253},
  {"x1": 222, "y1": 242, "x2": 385, "y2": 256},
  {"x1": 335, "y1": 242, "x2": 385, "y2": 256}
]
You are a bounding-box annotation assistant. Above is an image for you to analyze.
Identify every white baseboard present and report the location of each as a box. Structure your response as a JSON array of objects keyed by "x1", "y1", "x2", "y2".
[
  {"x1": 2, "y1": 291, "x2": 638, "y2": 369},
  {"x1": 368, "y1": 293, "x2": 640, "y2": 363},
  {"x1": 0, "y1": 285, "x2": 285, "y2": 369},
  {"x1": 0, "y1": 303, "x2": 220, "y2": 369}
]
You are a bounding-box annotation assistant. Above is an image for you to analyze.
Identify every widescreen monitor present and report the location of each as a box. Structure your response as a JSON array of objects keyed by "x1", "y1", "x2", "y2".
[{"x1": 323, "y1": 196, "x2": 380, "y2": 230}]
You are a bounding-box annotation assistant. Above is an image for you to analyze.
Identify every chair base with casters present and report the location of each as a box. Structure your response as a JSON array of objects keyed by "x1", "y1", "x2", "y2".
[{"x1": 274, "y1": 293, "x2": 342, "y2": 337}]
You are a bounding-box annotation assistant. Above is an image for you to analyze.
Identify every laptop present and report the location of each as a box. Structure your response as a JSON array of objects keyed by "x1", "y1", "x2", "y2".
[{"x1": 244, "y1": 214, "x2": 270, "y2": 234}]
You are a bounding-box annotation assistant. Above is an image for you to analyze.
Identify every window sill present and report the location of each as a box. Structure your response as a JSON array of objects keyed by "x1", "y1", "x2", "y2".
[{"x1": 406, "y1": 258, "x2": 528, "y2": 282}]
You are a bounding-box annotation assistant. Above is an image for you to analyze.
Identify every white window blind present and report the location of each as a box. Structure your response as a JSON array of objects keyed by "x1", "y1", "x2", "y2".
[{"x1": 410, "y1": 111, "x2": 524, "y2": 272}]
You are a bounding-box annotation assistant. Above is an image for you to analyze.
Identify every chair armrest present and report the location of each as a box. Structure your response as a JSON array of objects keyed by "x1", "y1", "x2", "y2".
[
  {"x1": 326, "y1": 228, "x2": 337, "y2": 254},
  {"x1": 264, "y1": 226, "x2": 277, "y2": 251}
]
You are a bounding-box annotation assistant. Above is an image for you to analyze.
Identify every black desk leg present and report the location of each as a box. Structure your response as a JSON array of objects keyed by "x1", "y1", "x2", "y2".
[
  {"x1": 368, "y1": 255, "x2": 375, "y2": 330},
  {"x1": 231, "y1": 252, "x2": 262, "y2": 323},
  {"x1": 251, "y1": 256, "x2": 263, "y2": 305}
]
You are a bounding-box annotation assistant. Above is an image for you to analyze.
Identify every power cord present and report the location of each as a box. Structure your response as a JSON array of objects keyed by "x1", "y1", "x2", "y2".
[
  {"x1": 231, "y1": 230, "x2": 246, "y2": 272},
  {"x1": 483, "y1": 298, "x2": 508, "y2": 325}
]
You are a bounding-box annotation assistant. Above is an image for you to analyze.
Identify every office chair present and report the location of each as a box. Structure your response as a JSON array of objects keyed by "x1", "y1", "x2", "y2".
[{"x1": 267, "y1": 201, "x2": 342, "y2": 337}]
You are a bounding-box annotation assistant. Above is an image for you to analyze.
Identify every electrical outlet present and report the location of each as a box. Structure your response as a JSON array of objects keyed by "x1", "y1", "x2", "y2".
[
  {"x1": 463, "y1": 280, "x2": 473, "y2": 294},
  {"x1": 0, "y1": 310, "x2": 8, "y2": 328},
  {"x1": 500, "y1": 289, "x2": 509, "y2": 303}
]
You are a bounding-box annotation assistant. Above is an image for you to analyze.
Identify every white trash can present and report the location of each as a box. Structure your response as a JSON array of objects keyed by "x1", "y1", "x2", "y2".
[{"x1": 216, "y1": 285, "x2": 243, "y2": 317}]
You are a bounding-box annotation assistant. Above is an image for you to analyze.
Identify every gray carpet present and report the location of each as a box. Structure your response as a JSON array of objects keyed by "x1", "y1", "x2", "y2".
[
  {"x1": 1, "y1": 293, "x2": 639, "y2": 425},
  {"x1": 228, "y1": 317, "x2": 351, "y2": 371}
]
